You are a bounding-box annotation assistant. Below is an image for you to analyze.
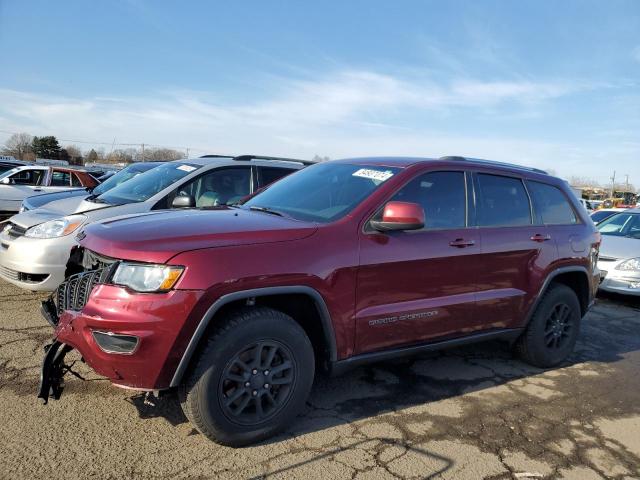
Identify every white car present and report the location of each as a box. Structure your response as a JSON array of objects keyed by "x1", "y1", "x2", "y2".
[
  {"x1": 0, "y1": 156, "x2": 307, "y2": 291},
  {"x1": 597, "y1": 208, "x2": 640, "y2": 296},
  {"x1": 0, "y1": 165, "x2": 97, "y2": 216},
  {"x1": 590, "y1": 208, "x2": 626, "y2": 225}
]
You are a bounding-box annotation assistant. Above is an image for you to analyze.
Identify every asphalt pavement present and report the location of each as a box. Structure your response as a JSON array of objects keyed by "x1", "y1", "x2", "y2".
[{"x1": 0, "y1": 279, "x2": 639, "y2": 479}]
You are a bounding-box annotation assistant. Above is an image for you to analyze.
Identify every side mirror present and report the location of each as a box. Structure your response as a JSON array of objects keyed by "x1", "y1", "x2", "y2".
[
  {"x1": 0, "y1": 178, "x2": 10, "y2": 185},
  {"x1": 370, "y1": 201, "x2": 425, "y2": 232},
  {"x1": 171, "y1": 194, "x2": 195, "y2": 208}
]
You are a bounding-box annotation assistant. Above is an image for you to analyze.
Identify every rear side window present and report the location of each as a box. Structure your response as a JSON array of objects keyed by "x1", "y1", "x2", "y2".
[
  {"x1": 51, "y1": 171, "x2": 71, "y2": 186},
  {"x1": 258, "y1": 167, "x2": 293, "y2": 187},
  {"x1": 476, "y1": 174, "x2": 531, "y2": 227},
  {"x1": 527, "y1": 181, "x2": 577, "y2": 225},
  {"x1": 386, "y1": 171, "x2": 466, "y2": 229}
]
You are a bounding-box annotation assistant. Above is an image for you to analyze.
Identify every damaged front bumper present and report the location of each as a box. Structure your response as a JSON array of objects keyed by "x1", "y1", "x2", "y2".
[{"x1": 37, "y1": 341, "x2": 78, "y2": 404}]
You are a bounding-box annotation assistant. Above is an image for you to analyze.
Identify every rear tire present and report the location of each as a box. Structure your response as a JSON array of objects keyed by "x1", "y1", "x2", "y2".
[
  {"x1": 516, "y1": 283, "x2": 581, "y2": 368},
  {"x1": 179, "y1": 307, "x2": 315, "y2": 447}
]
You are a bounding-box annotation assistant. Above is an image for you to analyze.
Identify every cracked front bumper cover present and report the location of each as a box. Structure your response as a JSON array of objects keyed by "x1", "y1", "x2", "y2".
[{"x1": 37, "y1": 341, "x2": 74, "y2": 404}]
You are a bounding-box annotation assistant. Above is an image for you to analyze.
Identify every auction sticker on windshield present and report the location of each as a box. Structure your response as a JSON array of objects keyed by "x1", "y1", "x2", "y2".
[
  {"x1": 352, "y1": 168, "x2": 395, "y2": 182},
  {"x1": 177, "y1": 165, "x2": 197, "y2": 173}
]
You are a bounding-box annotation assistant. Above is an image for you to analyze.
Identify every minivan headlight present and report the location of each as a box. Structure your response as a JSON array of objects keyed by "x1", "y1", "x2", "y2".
[
  {"x1": 25, "y1": 215, "x2": 86, "y2": 239},
  {"x1": 111, "y1": 263, "x2": 184, "y2": 292},
  {"x1": 616, "y1": 258, "x2": 640, "y2": 272}
]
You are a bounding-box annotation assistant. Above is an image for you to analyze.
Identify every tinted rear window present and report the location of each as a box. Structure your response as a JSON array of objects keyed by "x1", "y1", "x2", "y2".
[
  {"x1": 477, "y1": 174, "x2": 531, "y2": 227},
  {"x1": 527, "y1": 181, "x2": 577, "y2": 225}
]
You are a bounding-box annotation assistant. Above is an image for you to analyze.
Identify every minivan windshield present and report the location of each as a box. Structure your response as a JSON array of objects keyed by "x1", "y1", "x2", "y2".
[
  {"x1": 597, "y1": 212, "x2": 640, "y2": 239},
  {"x1": 90, "y1": 162, "x2": 163, "y2": 197},
  {"x1": 97, "y1": 162, "x2": 201, "y2": 205},
  {"x1": 0, "y1": 167, "x2": 22, "y2": 181},
  {"x1": 244, "y1": 162, "x2": 400, "y2": 223}
]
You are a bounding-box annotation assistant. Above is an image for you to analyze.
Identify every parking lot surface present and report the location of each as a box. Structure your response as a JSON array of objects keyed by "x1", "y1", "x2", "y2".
[{"x1": 0, "y1": 279, "x2": 639, "y2": 479}]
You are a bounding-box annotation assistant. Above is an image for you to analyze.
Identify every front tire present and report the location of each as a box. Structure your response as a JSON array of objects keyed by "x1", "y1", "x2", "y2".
[
  {"x1": 179, "y1": 307, "x2": 315, "y2": 447},
  {"x1": 516, "y1": 283, "x2": 581, "y2": 368}
]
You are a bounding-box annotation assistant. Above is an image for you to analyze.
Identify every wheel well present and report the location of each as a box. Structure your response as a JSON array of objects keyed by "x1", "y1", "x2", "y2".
[
  {"x1": 549, "y1": 271, "x2": 590, "y2": 316},
  {"x1": 187, "y1": 293, "x2": 333, "y2": 377}
]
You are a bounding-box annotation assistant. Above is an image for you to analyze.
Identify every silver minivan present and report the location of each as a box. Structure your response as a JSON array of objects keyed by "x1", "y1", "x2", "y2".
[{"x1": 0, "y1": 156, "x2": 307, "y2": 291}]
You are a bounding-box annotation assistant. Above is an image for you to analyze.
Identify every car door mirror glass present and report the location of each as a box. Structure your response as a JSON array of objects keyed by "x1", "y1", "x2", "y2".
[
  {"x1": 172, "y1": 194, "x2": 195, "y2": 208},
  {"x1": 370, "y1": 201, "x2": 425, "y2": 232}
]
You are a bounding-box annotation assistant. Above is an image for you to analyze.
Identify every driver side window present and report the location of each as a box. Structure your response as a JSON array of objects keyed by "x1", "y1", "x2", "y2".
[
  {"x1": 379, "y1": 171, "x2": 467, "y2": 229},
  {"x1": 174, "y1": 167, "x2": 251, "y2": 208},
  {"x1": 10, "y1": 169, "x2": 45, "y2": 186}
]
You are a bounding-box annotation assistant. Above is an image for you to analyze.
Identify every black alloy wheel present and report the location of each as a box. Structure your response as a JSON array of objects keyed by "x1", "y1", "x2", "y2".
[{"x1": 219, "y1": 341, "x2": 295, "y2": 425}]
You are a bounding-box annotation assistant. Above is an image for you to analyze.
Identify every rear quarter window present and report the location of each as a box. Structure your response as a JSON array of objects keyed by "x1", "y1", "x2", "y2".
[
  {"x1": 527, "y1": 181, "x2": 578, "y2": 225},
  {"x1": 476, "y1": 173, "x2": 532, "y2": 227}
]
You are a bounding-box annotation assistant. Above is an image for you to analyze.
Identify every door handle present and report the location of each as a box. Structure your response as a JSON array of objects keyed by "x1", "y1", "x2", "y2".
[
  {"x1": 32, "y1": 188, "x2": 42, "y2": 192},
  {"x1": 531, "y1": 233, "x2": 551, "y2": 242},
  {"x1": 449, "y1": 238, "x2": 475, "y2": 248}
]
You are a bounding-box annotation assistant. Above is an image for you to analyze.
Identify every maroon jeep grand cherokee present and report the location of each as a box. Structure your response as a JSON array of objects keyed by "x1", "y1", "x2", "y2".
[{"x1": 39, "y1": 156, "x2": 601, "y2": 446}]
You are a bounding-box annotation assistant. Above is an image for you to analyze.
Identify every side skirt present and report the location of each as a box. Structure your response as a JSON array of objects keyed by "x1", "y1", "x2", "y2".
[{"x1": 329, "y1": 328, "x2": 523, "y2": 377}]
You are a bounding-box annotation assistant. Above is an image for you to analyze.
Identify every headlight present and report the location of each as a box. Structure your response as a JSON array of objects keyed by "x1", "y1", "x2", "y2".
[
  {"x1": 111, "y1": 262, "x2": 184, "y2": 292},
  {"x1": 25, "y1": 215, "x2": 86, "y2": 239},
  {"x1": 616, "y1": 257, "x2": 640, "y2": 272}
]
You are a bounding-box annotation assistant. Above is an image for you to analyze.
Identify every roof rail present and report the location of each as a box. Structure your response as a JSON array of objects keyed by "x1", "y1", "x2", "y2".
[
  {"x1": 439, "y1": 156, "x2": 548, "y2": 175},
  {"x1": 232, "y1": 155, "x2": 315, "y2": 166},
  {"x1": 199, "y1": 154, "x2": 234, "y2": 158}
]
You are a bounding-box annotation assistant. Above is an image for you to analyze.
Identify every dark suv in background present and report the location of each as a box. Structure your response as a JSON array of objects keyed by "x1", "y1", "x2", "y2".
[{"x1": 39, "y1": 156, "x2": 601, "y2": 446}]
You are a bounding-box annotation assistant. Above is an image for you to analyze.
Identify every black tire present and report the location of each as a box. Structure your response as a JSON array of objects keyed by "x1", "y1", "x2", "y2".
[
  {"x1": 179, "y1": 306, "x2": 315, "y2": 447},
  {"x1": 516, "y1": 283, "x2": 581, "y2": 368}
]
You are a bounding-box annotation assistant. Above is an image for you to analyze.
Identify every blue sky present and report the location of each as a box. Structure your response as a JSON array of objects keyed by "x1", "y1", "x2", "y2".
[{"x1": 0, "y1": 0, "x2": 639, "y2": 185}]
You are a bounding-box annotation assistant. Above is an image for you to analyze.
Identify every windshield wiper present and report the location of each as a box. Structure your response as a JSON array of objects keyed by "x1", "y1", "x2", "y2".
[{"x1": 249, "y1": 205, "x2": 284, "y2": 217}]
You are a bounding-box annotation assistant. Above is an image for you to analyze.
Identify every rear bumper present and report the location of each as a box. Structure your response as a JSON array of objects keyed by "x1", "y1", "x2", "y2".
[{"x1": 51, "y1": 284, "x2": 204, "y2": 390}]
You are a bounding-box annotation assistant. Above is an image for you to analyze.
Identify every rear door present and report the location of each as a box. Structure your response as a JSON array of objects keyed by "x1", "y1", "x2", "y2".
[
  {"x1": 356, "y1": 169, "x2": 480, "y2": 353},
  {"x1": 41, "y1": 169, "x2": 73, "y2": 193},
  {"x1": 474, "y1": 172, "x2": 556, "y2": 330}
]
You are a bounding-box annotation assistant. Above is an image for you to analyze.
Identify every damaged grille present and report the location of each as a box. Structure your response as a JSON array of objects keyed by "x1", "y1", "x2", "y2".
[
  {"x1": 55, "y1": 248, "x2": 119, "y2": 313},
  {"x1": 56, "y1": 267, "x2": 114, "y2": 312}
]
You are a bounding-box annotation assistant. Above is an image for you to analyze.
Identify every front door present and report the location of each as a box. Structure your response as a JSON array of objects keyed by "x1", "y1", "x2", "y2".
[{"x1": 355, "y1": 169, "x2": 480, "y2": 354}]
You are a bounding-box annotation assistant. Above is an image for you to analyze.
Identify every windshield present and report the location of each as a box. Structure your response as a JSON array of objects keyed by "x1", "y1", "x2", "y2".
[
  {"x1": 591, "y1": 210, "x2": 616, "y2": 223},
  {"x1": 97, "y1": 162, "x2": 201, "y2": 205},
  {"x1": 0, "y1": 167, "x2": 21, "y2": 181},
  {"x1": 91, "y1": 163, "x2": 162, "y2": 196},
  {"x1": 244, "y1": 162, "x2": 400, "y2": 223},
  {"x1": 597, "y1": 212, "x2": 640, "y2": 239}
]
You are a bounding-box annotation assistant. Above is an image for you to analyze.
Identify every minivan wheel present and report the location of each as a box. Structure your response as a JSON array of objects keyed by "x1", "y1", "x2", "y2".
[
  {"x1": 179, "y1": 307, "x2": 315, "y2": 447},
  {"x1": 516, "y1": 283, "x2": 581, "y2": 368}
]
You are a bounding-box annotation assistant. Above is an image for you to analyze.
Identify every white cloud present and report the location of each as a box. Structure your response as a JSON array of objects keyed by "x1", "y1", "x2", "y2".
[{"x1": 0, "y1": 70, "x2": 635, "y2": 183}]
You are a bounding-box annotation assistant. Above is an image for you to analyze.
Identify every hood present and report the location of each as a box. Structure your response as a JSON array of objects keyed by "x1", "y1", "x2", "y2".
[
  {"x1": 81, "y1": 207, "x2": 318, "y2": 264},
  {"x1": 599, "y1": 234, "x2": 640, "y2": 260},
  {"x1": 23, "y1": 189, "x2": 88, "y2": 210},
  {"x1": 9, "y1": 196, "x2": 110, "y2": 229}
]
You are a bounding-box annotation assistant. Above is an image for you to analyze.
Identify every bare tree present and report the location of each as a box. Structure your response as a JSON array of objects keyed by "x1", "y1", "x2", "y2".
[
  {"x1": 2, "y1": 132, "x2": 33, "y2": 160},
  {"x1": 312, "y1": 155, "x2": 331, "y2": 162},
  {"x1": 64, "y1": 145, "x2": 83, "y2": 166},
  {"x1": 106, "y1": 148, "x2": 136, "y2": 164},
  {"x1": 139, "y1": 147, "x2": 185, "y2": 161},
  {"x1": 568, "y1": 176, "x2": 601, "y2": 188}
]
